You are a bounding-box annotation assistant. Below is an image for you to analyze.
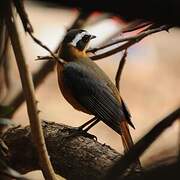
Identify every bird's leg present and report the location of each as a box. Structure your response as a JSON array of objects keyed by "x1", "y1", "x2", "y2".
[
  {"x1": 71, "y1": 117, "x2": 99, "y2": 140},
  {"x1": 83, "y1": 119, "x2": 100, "y2": 132},
  {"x1": 78, "y1": 117, "x2": 97, "y2": 130},
  {"x1": 61, "y1": 117, "x2": 98, "y2": 141},
  {"x1": 73, "y1": 119, "x2": 100, "y2": 140}
]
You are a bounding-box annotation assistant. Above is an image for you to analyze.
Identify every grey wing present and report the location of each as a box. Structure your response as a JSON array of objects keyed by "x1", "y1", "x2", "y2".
[{"x1": 63, "y1": 62, "x2": 125, "y2": 133}]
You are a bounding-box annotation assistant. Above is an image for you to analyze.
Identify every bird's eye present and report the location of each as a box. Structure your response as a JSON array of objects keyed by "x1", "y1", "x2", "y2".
[{"x1": 82, "y1": 35, "x2": 90, "y2": 42}]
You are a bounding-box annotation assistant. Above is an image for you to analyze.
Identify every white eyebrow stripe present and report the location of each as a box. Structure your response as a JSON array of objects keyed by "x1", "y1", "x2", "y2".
[{"x1": 70, "y1": 31, "x2": 90, "y2": 46}]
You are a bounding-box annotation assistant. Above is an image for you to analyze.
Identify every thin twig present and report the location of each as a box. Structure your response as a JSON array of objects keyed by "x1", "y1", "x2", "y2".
[
  {"x1": 90, "y1": 25, "x2": 170, "y2": 60},
  {"x1": 13, "y1": 0, "x2": 64, "y2": 63},
  {"x1": 34, "y1": 11, "x2": 92, "y2": 58},
  {"x1": 120, "y1": 20, "x2": 152, "y2": 33},
  {"x1": 36, "y1": 55, "x2": 54, "y2": 61},
  {"x1": 115, "y1": 50, "x2": 142, "y2": 169},
  {"x1": 178, "y1": 121, "x2": 180, "y2": 160},
  {"x1": 87, "y1": 23, "x2": 152, "y2": 54},
  {"x1": 105, "y1": 107, "x2": 180, "y2": 179},
  {"x1": 140, "y1": 23, "x2": 171, "y2": 33},
  {"x1": 4, "y1": 1, "x2": 57, "y2": 179},
  {"x1": 0, "y1": 17, "x2": 9, "y2": 102},
  {"x1": 94, "y1": 21, "x2": 151, "y2": 49},
  {"x1": 28, "y1": 32, "x2": 65, "y2": 64},
  {"x1": 13, "y1": 0, "x2": 33, "y2": 33},
  {"x1": 86, "y1": 36, "x2": 133, "y2": 53},
  {"x1": 89, "y1": 24, "x2": 169, "y2": 54},
  {"x1": 115, "y1": 50, "x2": 127, "y2": 91},
  {"x1": 0, "y1": 20, "x2": 9, "y2": 62},
  {"x1": 6, "y1": 9, "x2": 92, "y2": 117}
]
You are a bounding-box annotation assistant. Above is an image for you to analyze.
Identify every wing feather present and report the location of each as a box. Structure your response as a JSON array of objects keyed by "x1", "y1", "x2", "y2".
[{"x1": 63, "y1": 62, "x2": 133, "y2": 132}]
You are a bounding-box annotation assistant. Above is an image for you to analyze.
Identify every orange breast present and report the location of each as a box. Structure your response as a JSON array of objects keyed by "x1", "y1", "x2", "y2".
[{"x1": 57, "y1": 63, "x2": 91, "y2": 114}]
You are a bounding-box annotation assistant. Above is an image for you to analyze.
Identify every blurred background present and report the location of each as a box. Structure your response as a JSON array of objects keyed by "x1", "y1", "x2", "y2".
[{"x1": 1, "y1": 0, "x2": 180, "y2": 179}]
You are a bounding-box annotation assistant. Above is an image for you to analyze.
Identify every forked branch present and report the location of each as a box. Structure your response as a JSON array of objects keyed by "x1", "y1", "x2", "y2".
[{"x1": 90, "y1": 25, "x2": 170, "y2": 60}]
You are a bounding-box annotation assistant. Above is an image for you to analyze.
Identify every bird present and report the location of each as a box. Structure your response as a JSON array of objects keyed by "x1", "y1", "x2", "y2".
[{"x1": 56, "y1": 29, "x2": 135, "y2": 152}]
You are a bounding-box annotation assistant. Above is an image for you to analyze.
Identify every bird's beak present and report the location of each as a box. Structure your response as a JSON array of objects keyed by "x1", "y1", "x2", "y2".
[{"x1": 90, "y1": 35, "x2": 96, "y2": 39}]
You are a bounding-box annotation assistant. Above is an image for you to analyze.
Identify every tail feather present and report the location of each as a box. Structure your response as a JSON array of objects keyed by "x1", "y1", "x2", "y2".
[
  {"x1": 104, "y1": 118, "x2": 134, "y2": 152},
  {"x1": 121, "y1": 98, "x2": 135, "y2": 129},
  {"x1": 120, "y1": 120, "x2": 134, "y2": 152},
  {"x1": 120, "y1": 120, "x2": 142, "y2": 169}
]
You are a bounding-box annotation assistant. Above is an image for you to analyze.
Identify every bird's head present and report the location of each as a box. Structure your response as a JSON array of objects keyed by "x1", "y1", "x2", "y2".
[{"x1": 61, "y1": 29, "x2": 96, "y2": 52}]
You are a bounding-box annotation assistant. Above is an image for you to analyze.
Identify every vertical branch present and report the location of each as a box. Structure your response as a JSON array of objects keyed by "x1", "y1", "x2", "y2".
[
  {"x1": 178, "y1": 119, "x2": 180, "y2": 160},
  {"x1": 13, "y1": 0, "x2": 33, "y2": 33},
  {"x1": 4, "y1": 1, "x2": 56, "y2": 180},
  {"x1": 0, "y1": 17, "x2": 7, "y2": 102},
  {"x1": 115, "y1": 49, "x2": 127, "y2": 91},
  {"x1": 0, "y1": 17, "x2": 13, "y2": 103},
  {"x1": 115, "y1": 49, "x2": 141, "y2": 168}
]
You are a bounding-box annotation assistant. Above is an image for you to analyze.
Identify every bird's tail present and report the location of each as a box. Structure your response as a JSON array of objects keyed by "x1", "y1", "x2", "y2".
[
  {"x1": 120, "y1": 120, "x2": 142, "y2": 169},
  {"x1": 120, "y1": 120, "x2": 134, "y2": 152}
]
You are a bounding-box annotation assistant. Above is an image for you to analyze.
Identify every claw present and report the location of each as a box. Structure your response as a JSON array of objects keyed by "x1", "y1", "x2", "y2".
[
  {"x1": 60, "y1": 127, "x2": 97, "y2": 143},
  {"x1": 80, "y1": 130, "x2": 97, "y2": 141}
]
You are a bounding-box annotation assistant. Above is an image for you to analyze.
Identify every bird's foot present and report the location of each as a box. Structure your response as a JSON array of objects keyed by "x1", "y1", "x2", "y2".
[
  {"x1": 60, "y1": 127, "x2": 97, "y2": 143},
  {"x1": 68, "y1": 127, "x2": 97, "y2": 140},
  {"x1": 77, "y1": 129, "x2": 97, "y2": 141}
]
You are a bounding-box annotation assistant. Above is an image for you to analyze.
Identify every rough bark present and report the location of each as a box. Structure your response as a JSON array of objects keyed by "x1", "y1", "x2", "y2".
[
  {"x1": 2, "y1": 121, "x2": 122, "y2": 180},
  {"x1": 2, "y1": 120, "x2": 179, "y2": 180}
]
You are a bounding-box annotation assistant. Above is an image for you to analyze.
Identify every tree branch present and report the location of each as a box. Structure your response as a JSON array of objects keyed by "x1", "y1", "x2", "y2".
[
  {"x1": 91, "y1": 21, "x2": 151, "y2": 51},
  {"x1": 89, "y1": 25, "x2": 170, "y2": 60},
  {"x1": 28, "y1": 32, "x2": 65, "y2": 64},
  {"x1": 13, "y1": 0, "x2": 33, "y2": 33},
  {"x1": 36, "y1": 25, "x2": 169, "y2": 62},
  {"x1": 126, "y1": 159, "x2": 179, "y2": 180},
  {"x1": 3, "y1": 121, "x2": 122, "y2": 180},
  {"x1": 115, "y1": 50, "x2": 127, "y2": 91},
  {"x1": 120, "y1": 21, "x2": 152, "y2": 33},
  {"x1": 2, "y1": 117, "x2": 179, "y2": 180},
  {"x1": 4, "y1": 1, "x2": 56, "y2": 179}
]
